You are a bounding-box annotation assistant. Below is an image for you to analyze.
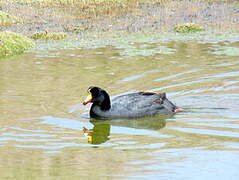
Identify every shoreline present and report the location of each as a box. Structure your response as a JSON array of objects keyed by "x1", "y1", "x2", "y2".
[
  {"x1": 1, "y1": 0, "x2": 239, "y2": 58},
  {"x1": 1, "y1": 0, "x2": 239, "y2": 36}
]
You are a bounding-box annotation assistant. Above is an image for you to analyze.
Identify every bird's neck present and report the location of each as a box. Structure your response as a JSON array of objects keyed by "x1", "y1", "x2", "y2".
[
  {"x1": 90, "y1": 96, "x2": 111, "y2": 118},
  {"x1": 100, "y1": 92, "x2": 111, "y2": 111}
]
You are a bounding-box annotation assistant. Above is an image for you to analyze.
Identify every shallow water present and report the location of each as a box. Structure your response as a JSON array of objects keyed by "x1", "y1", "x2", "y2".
[{"x1": 0, "y1": 37, "x2": 239, "y2": 179}]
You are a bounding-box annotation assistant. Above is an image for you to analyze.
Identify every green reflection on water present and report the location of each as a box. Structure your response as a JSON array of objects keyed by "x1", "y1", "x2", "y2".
[{"x1": 85, "y1": 116, "x2": 167, "y2": 144}]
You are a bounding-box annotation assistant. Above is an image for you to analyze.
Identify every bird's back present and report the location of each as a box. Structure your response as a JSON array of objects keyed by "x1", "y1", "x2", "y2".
[{"x1": 107, "y1": 92, "x2": 177, "y2": 118}]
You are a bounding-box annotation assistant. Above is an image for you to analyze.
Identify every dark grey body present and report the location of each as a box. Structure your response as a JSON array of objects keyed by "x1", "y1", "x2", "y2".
[{"x1": 90, "y1": 92, "x2": 177, "y2": 119}]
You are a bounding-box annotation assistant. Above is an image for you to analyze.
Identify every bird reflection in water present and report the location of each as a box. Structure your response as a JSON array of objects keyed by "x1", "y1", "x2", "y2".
[
  {"x1": 83, "y1": 123, "x2": 110, "y2": 144},
  {"x1": 83, "y1": 115, "x2": 171, "y2": 144}
]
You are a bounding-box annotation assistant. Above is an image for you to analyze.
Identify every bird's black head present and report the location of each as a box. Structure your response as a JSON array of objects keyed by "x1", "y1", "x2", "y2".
[{"x1": 83, "y1": 86, "x2": 111, "y2": 110}]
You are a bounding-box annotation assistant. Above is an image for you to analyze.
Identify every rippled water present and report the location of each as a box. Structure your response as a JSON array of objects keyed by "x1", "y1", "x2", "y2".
[{"x1": 0, "y1": 38, "x2": 239, "y2": 179}]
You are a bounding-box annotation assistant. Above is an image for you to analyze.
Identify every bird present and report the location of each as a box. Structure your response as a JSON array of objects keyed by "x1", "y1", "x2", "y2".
[{"x1": 83, "y1": 86, "x2": 183, "y2": 119}]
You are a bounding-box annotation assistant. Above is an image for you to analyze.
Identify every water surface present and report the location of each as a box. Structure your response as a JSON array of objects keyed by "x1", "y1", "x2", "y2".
[{"x1": 0, "y1": 38, "x2": 239, "y2": 179}]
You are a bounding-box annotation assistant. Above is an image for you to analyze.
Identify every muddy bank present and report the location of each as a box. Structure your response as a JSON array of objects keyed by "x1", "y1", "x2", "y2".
[{"x1": 0, "y1": 0, "x2": 239, "y2": 36}]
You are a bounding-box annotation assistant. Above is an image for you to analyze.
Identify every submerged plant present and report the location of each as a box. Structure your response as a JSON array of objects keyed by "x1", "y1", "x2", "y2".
[
  {"x1": 174, "y1": 23, "x2": 204, "y2": 33},
  {"x1": 0, "y1": 31, "x2": 35, "y2": 58},
  {"x1": 0, "y1": 11, "x2": 21, "y2": 26},
  {"x1": 31, "y1": 31, "x2": 67, "y2": 40}
]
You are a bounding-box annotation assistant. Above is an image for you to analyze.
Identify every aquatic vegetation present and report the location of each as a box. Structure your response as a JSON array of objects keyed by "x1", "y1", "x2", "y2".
[
  {"x1": 120, "y1": 45, "x2": 175, "y2": 56},
  {"x1": 174, "y1": 23, "x2": 205, "y2": 33},
  {"x1": 31, "y1": 31, "x2": 67, "y2": 40},
  {"x1": 29, "y1": 30, "x2": 239, "y2": 59},
  {"x1": 0, "y1": 31, "x2": 35, "y2": 58},
  {"x1": 0, "y1": 11, "x2": 21, "y2": 26}
]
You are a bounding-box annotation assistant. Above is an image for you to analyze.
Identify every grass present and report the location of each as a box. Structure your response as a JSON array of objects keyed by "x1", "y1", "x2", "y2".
[
  {"x1": 31, "y1": 31, "x2": 67, "y2": 40},
  {"x1": 0, "y1": 31, "x2": 35, "y2": 58},
  {"x1": 31, "y1": 0, "x2": 133, "y2": 17},
  {"x1": 1, "y1": 0, "x2": 168, "y2": 18},
  {"x1": 174, "y1": 23, "x2": 205, "y2": 33},
  {"x1": 0, "y1": 11, "x2": 21, "y2": 26}
]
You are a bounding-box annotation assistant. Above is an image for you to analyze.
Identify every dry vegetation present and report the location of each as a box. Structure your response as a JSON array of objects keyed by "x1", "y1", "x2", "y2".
[
  {"x1": 0, "y1": 0, "x2": 239, "y2": 58},
  {"x1": 1, "y1": 0, "x2": 168, "y2": 18},
  {"x1": 1, "y1": 0, "x2": 239, "y2": 34},
  {"x1": 0, "y1": 11, "x2": 21, "y2": 26}
]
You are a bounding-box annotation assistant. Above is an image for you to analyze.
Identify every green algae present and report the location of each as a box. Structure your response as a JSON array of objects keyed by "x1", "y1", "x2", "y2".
[
  {"x1": 174, "y1": 23, "x2": 205, "y2": 33},
  {"x1": 0, "y1": 31, "x2": 35, "y2": 58},
  {"x1": 29, "y1": 29, "x2": 239, "y2": 58},
  {"x1": 119, "y1": 44, "x2": 175, "y2": 56},
  {"x1": 31, "y1": 31, "x2": 67, "y2": 40}
]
